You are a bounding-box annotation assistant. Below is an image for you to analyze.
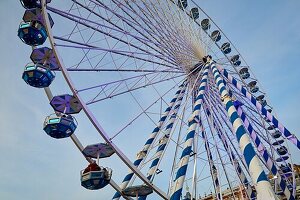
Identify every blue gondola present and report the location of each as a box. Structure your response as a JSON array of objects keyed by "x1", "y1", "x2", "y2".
[
  {"x1": 18, "y1": 21, "x2": 47, "y2": 46},
  {"x1": 178, "y1": 0, "x2": 187, "y2": 9},
  {"x1": 248, "y1": 80, "x2": 259, "y2": 93},
  {"x1": 23, "y1": 8, "x2": 54, "y2": 28},
  {"x1": 81, "y1": 163, "x2": 111, "y2": 190},
  {"x1": 190, "y1": 7, "x2": 199, "y2": 20},
  {"x1": 43, "y1": 114, "x2": 77, "y2": 139},
  {"x1": 272, "y1": 130, "x2": 282, "y2": 139},
  {"x1": 277, "y1": 146, "x2": 288, "y2": 155},
  {"x1": 239, "y1": 67, "x2": 250, "y2": 79},
  {"x1": 211, "y1": 30, "x2": 221, "y2": 42},
  {"x1": 22, "y1": 63, "x2": 55, "y2": 88},
  {"x1": 256, "y1": 95, "x2": 267, "y2": 107},
  {"x1": 221, "y1": 42, "x2": 231, "y2": 54},
  {"x1": 231, "y1": 55, "x2": 241, "y2": 66},
  {"x1": 201, "y1": 19, "x2": 210, "y2": 30}
]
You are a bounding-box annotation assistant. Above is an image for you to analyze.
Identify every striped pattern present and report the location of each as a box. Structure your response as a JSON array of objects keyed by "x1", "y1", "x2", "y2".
[
  {"x1": 205, "y1": 106, "x2": 255, "y2": 199},
  {"x1": 236, "y1": 105, "x2": 294, "y2": 200},
  {"x1": 170, "y1": 64, "x2": 210, "y2": 200},
  {"x1": 138, "y1": 87, "x2": 186, "y2": 200},
  {"x1": 211, "y1": 63, "x2": 277, "y2": 199},
  {"x1": 218, "y1": 66, "x2": 300, "y2": 150},
  {"x1": 113, "y1": 82, "x2": 187, "y2": 200}
]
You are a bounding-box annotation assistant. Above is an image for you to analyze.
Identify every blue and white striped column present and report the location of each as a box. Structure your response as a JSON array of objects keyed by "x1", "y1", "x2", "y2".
[
  {"x1": 138, "y1": 87, "x2": 186, "y2": 200},
  {"x1": 170, "y1": 63, "x2": 210, "y2": 200},
  {"x1": 218, "y1": 66, "x2": 300, "y2": 150},
  {"x1": 146, "y1": 87, "x2": 186, "y2": 181},
  {"x1": 113, "y1": 82, "x2": 187, "y2": 200},
  {"x1": 204, "y1": 103, "x2": 255, "y2": 199},
  {"x1": 211, "y1": 63, "x2": 277, "y2": 200},
  {"x1": 236, "y1": 103, "x2": 294, "y2": 200}
]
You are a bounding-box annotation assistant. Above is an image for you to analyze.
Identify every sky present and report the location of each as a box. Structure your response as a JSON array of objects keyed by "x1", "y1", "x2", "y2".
[{"x1": 0, "y1": 0, "x2": 300, "y2": 200}]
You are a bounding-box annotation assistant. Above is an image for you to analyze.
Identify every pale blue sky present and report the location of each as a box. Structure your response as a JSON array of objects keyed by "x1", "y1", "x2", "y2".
[{"x1": 0, "y1": 1, "x2": 299, "y2": 200}]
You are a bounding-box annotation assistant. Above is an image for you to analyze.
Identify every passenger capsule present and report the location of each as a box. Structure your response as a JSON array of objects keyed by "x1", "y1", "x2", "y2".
[
  {"x1": 82, "y1": 143, "x2": 115, "y2": 159},
  {"x1": 211, "y1": 30, "x2": 221, "y2": 42},
  {"x1": 247, "y1": 80, "x2": 259, "y2": 93},
  {"x1": 231, "y1": 55, "x2": 241, "y2": 66},
  {"x1": 190, "y1": 7, "x2": 199, "y2": 20},
  {"x1": 277, "y1": 146, "x2": 288, "y2": 155},
  {"x1": 50, "y1": 94, "x2": 82, "y2": 114},
  {"x1": 123, "y1": 185, "x2": 153, "y2": 197},
  {"x1": 30, "y1": 47, "x2": 59, "y2": 70},
  {"x1": 81, "y1": 162, "x2": 111, "y2": 190},
  {"x1": 23, "y1": 8, "x2": 54, "y2": 28},
  {"x1": 272, "y1": 130, "x2": 282, "y2": 139},
  {"x1": 43, "y1": 114, "x2": 77, "y2": 139},
  {"x1": 18, "y1": 21, "x2": 47, "y2": 46},
  {"x1": 178, "y1": 0, "x2": 188, "y2": 9},
  {"x1": 201, "y1": 19, "x2": 211, "y2": 30},
  {"x1": 239, "y1": 67, "x2": 250, "y2": 79},
  {"x1": 22, "y1": 63, "x2": 55, "y2": 88},
  {"x1": 256, "y1": 94, "x2": 267, "y2": 107},
  {"x1": 221, "y1": 42, "x2": 231, "y2": 54}
]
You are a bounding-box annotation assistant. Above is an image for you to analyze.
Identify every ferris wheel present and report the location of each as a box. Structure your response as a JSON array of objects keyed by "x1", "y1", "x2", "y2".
[{"x1": 17, "y1": 0, "x2": 300, "y2": 199}]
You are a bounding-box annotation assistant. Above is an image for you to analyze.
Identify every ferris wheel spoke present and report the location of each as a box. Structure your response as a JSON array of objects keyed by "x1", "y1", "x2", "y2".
[
  {"x1": 63, "y1": 1, "x2": 129, "y2": 70},
  {"x1": 53, "y1": 36, "x2": 178, "y2": 69},
  {"x1": 132, "y1": 0, "x2": 200, "y2": 60},
  {"x1": 55, "y1": 68, "x2": 183, "y2": 73},
  {"x1": 75, "y1": 0, "x2": 178, "y2": 64},
  {"x1": 124, "y1": 0, "x2": 190, "y2": 58},
  {"x1": 119, "y1": 0, "x2": 198, "y2": 61},
  {"x1": 55, "y1": 43, "x2": 171, "y2": 62},
  {"x1": 197, "y1": 115, "x2": 222, "y2": 200},
  {"x1": 48, "y1": 6, "x2": 178, "y2": 67},
  {"x1": 100, "y1": 0, "x2": 180, "y2": 62},
  {"x1": 78, "y1": 73, "x2": 184, "y2": 105},
  {"x1": 148, "y1": 0, "x2": 203, "y2": 62},
  {"x1": 111, "y1": 80, "x2": 189, "y2": 142}
]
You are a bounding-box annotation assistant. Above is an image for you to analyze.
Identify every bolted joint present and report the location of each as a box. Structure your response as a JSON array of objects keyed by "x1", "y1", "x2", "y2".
[{"x1": 202, "y1": 55, "x2": 212, "y2": 64}]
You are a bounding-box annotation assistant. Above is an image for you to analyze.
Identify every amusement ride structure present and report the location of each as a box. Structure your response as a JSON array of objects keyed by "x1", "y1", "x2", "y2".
[{"x1": 18, "y1": 0, "x2": 300, "y2": 199}]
